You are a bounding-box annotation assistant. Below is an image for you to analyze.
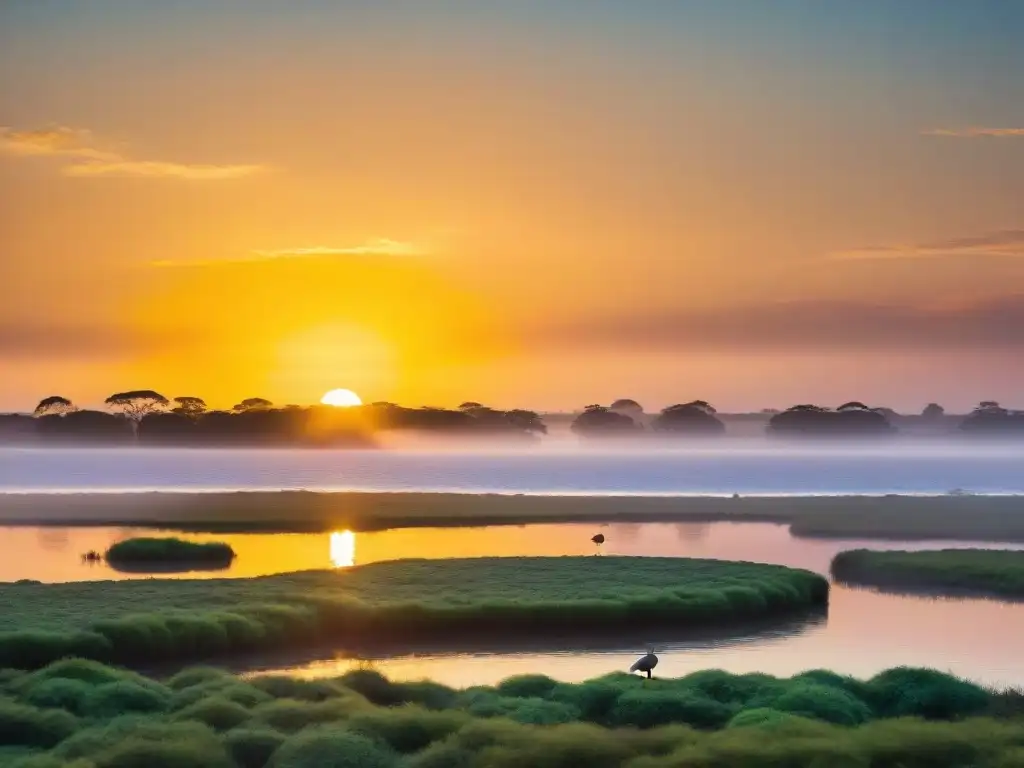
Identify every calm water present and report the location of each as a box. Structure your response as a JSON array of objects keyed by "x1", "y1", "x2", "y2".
[
  {"x1": 6, "y1": 521, "x2": 1024, "y2": 688},
  {"x1": 3, "y1": 442, "x2": 1024, "y2": 494}
]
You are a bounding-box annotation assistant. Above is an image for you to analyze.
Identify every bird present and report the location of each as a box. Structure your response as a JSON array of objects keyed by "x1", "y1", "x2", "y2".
[
  {"x1": 630, "y1": 648, "x2": 659, "y2": 679},
  {"x1": 591, "y1": 533, "x2": 605, "y2": 546}
]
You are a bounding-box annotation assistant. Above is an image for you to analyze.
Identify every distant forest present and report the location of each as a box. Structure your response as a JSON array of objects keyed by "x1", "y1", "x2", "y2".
[{"x1": 1, "y1": 392, "x2": 1023, "y2": 447}]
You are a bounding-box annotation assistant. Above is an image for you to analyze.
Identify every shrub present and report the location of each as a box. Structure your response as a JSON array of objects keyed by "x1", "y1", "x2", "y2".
[
  {"x1": 166, "y1": 666, "x2": 233, "y2": 691},
  {"x1": 250, "y1": 675, "x2": 346, "y2": 703},
  {"x1": 251, "y1": 698, "x2": 363, "y2": 734},
  {"x1": 224, "y1": 728, "x2": 286, "y2": 768},
  {"x1": 170, "y1": 679, "x2": 272, "y2": 711},
  {"x1": 269, "y1": 728, "x2": 399, "y2": 768},
  {"x1": 727, "y1": 707, "x2": 806, "y2": 729},
  {"x1": 549, "y1": 680, "x2": 623, "y2": 721}
]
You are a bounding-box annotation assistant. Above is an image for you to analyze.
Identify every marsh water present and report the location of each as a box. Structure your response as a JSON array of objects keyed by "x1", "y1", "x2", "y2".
[
  {"x1": 6, "y1": 520, "x2": 1024, "y2": 688},
  {"x1": 4, "y1": 441, "x2": 1024, "y2": 494}
]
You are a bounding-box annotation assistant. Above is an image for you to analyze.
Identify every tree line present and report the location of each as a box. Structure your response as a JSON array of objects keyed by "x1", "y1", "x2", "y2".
[{"x1": 1, "y1": 393, "x2": 1021, "y2": 446}]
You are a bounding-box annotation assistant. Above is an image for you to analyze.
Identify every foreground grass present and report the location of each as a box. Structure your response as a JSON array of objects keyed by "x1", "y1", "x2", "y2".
[
  {"x1": 0, "y1": 659, "x2": 1022, "y2": 767},
  {"x1": 832, "y1": 548, "x2": 1024, "y2": 599},
  {"x1": 4, "y1": 491, "x2": 1024, "y2": 541},
  {"x1": 105, "y1": 537, "x2": 236, "y2": 569},
  {"x1": 0, "y1": 557, "x2": 827, "y2": 670}
]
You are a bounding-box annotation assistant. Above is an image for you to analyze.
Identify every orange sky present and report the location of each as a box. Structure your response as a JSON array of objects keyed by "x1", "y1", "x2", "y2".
[{"x1": 2, "y1": 3, "x2": 1023, "y2": 413}]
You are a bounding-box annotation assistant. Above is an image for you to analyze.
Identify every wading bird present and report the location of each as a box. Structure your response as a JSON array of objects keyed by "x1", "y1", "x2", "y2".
[
  {"x1": 630, "y1": 648, "x2": 659, "y2": 679},
  {"x1": 591, "y1": 533, "x2": 605, "y2": 554}
]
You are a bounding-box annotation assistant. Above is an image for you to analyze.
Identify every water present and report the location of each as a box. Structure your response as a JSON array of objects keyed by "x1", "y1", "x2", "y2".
[
  {"x1": 3, "y1": 442, "x2": 1024, "y2": 494},
  {"x1": 7, "y1": 521, "x2": 1024, "y2": 688}
]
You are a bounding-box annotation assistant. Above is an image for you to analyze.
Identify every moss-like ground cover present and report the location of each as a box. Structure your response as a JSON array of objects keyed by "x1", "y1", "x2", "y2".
[
  {"x1": 831, "y1": 548, "x2": 1024, "y2": 599},
  {"x1": 0, "y1": 557, "x2": 827, "y2": 670},
  {"x1": 105, "y1": 537, "x2": 236, "y2": 571},
  {"x1": 0, "y1": 659, "x2": 1022, "y2": 767}
]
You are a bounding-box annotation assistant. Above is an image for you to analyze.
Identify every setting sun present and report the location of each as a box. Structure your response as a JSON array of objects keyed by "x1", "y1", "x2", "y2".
[{"x1": 321, "y1": 388, "x2": 363, "y2": 407}]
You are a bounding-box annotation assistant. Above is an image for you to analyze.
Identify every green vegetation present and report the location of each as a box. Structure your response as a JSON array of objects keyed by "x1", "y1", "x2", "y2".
[
  {"x1": 831, "y1": 548, "x2": 1024, "y2": 599},
  {"x1": 0, "y1": 557, "x2": 827, "y2": 670},
  {"x1": 5, "y1": 491, "x2": 1024, "y2": 542},
  {"x1": 1, "y1": 660, "x2": 1023, "y2": 767},
  {"x1": 104, "y1": 538, "x2": 236, "y2": 571}
]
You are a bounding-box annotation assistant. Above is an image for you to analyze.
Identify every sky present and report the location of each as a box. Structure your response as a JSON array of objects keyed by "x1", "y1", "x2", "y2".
[{"x1": 2, "y1": 0, "x2": 1023, "y2": 413}]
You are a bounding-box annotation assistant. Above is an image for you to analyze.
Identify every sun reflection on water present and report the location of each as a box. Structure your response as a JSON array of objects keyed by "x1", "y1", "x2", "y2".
[{"x1": 330, "y1": 530, "x2": 355, "y2": 567}]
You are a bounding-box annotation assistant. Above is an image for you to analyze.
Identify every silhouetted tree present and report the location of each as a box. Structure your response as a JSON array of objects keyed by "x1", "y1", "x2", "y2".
[
  {"x1": 505, "y1": 409, "x2": 547, "y2": 434},
  {"x1": 960, "y1": 403, "x2": 1024, "y2": 435},
  {"x1": 38, "y1": 409, "x2": 133, "y2": 443},
  {"x1": 172, "y1": 396, "x2": 207, "y2": 417},
  {"x1": 922, "y1": 403, "x2": 945, "y2": 419},
  {"x1": 652, "y1": 403, "x2": 725, "y2": 435},
  {"x1": 232, "y1": 397, "x2": 273, "y2": 412},
  {"x1": 459, "y1": 401, "x2": 483, "y2": 411},
  {"x1": 978, "y1": 401, "x2": 1002, "y2": 411},
  {"x1": 138, "y1": 412, "x2": 196, "y2": 442},
  {"x1": 768, "y1": 405, "x2": 895, "y2": 437},
  {"x1": 33, "y1": 396, "x2": 75, "y2": 417},
  {"x1": 837, "y1": 401, "x2": 871, "y2": 412},
  {"x1": 104, "y1": 391, "x2": 169, "y2": 422},
  {"x1": 609, "y1": 399, "x2": 644, "y2": 419},
  {"x1": 571, "y1": 406, "x2": 640, "y2": 436}
]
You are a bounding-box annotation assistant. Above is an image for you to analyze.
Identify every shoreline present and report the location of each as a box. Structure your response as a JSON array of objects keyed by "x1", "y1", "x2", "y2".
[{"x1": 2, "y1": 491, "x2": 1024, "y2": 541}]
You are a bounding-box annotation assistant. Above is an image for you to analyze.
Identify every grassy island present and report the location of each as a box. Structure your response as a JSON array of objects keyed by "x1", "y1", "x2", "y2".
[
  {"x1": 104, "y1": 537, "x2": 236, "y2": 572},
  {"x1": 0, "y1": 557, "x2": 827, "y2": 670},
  {"x1": 5, "y1": 491, "x2": 1024, "y2": 543},
  {"x1": 0, "y1": 659, "x2": 1022, "y2": 767},
  {"x1": 831, "y1": 548, "x2": 1024, "y2": 599}
]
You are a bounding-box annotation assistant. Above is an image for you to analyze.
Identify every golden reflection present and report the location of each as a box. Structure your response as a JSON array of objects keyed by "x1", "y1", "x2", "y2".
[{"x1": 330, "y1": 530, "x2": 356, "y2": 568}]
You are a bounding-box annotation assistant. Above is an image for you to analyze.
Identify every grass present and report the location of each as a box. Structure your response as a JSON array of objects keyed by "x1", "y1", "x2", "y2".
[
  {"x1": 831, "y1": 548, "x2": 1024, "y2": 599},
  {"x1": 103, "y1": 537, "x2": 236, "y2": 573},
  {"x1": 5, "y1": 491, "x2": 1024, "y2": 542},
  {"x1": 0, "y1": 557, "x2": 827, "y2": 670},
  {"x1": 2, "y1": 660, "x2": 1024, "y2": 767}
]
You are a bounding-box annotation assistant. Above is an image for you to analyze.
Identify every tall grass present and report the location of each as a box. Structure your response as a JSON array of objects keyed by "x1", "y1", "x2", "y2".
[
  {"x1": 831, "y1": 548, "x2": 1024, "y2": 598},
  {"x1": 0, "y1": 557, "x2": 827, "y2": 669},
  {"x1": 105, "y1": 537, "x2": 236, "y2": 571},
  {"x1": 2, "y1": 660, "x2": 1024, "y2": 768}
]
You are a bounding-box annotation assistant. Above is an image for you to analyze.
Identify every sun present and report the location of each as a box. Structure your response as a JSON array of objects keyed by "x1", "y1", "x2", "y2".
[{"x1": 320, "y1": 388, "x2": 363, "y2": 407}]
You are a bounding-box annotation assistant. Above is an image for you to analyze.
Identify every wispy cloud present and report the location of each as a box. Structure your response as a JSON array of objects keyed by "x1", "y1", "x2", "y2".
[
  {"x1": 252, "y1": 240, "x2": 426, "y2": 258},
  {"x1": 151, "y1": 239, "x2": 425, "y2": 268},
  {"x1": 827, "y1": 230, "x2": 1024, "y2": 262},
  {"x1": 923, "y1": 127, "x2": 1024, "y2": 138},
  {"x1": 0, "y1": 125, "x2": 267, "y2": 180}
]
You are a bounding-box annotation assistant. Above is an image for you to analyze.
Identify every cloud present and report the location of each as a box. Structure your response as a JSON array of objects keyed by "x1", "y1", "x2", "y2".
[
  {"x1": 827, "y1": 230, "x2": 1024, "y2": 262},
  {"x1": 0, "y1": 125, "x2": 266, "y2": 180},
  {"x1": 252, "y1": 240, "x2": 426, "y2": 258},
  {"x1": 528, "y1": 295, "x2": 1024, "y2": 353},
  {"x1": 923, "y1": 127, "x2": 1024, "y2": 138},
  {"x1": 151, "y1": 239, "x2": 425, "y2": 267}
]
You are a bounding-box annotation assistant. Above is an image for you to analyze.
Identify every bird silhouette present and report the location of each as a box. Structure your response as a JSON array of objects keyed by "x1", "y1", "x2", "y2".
[
  {"x1": 591, "y1": 533, "x2": 605, "y2": 555},
  {"x1": 630, "y1": 647, "x2": 659, "y2": 679}
]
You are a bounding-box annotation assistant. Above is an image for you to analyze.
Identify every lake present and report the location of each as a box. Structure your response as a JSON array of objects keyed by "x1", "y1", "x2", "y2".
[
  {"x1": 7, "y1": 520, "x2": 1024, "y2": 689},
  {"x1": 3, "y1": 441, "x2": 1024, "y2": 494}
]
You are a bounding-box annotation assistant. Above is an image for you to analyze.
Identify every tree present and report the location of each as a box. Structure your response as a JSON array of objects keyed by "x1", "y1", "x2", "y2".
[
  {"x1": 232, "y1": 398, "x2": 273, "y2": 412},
  {"x1": 610, "y1": 399, "x2": 644, "y2": 418},
  {"x1": 652, "y1": 403, "x2": 725, "y2": 435},
  {"x1": 104, "y1": 390, "x2": 169, "y2": 422},
  {"x1": 921, "y1": 403, "x2": 945, "y2": 419},
  {"x1": 459, "y1": 401, "x2": 483, "y2": 411},
  {"x1": 172, "y1": 396, "x2": 207, "y2": 417},
  {"x1": 571, "y1": 406, "x2": 640, "y2": 436},
  {"x1": 837, "y1": 401, "x2": 871, "y2": 412},
  {"x1": 34, "y1": 396, "x2": 75, "y2": 417},
  {"x1": 682, "y1": 400, "x2": 716, "y2": 414}
]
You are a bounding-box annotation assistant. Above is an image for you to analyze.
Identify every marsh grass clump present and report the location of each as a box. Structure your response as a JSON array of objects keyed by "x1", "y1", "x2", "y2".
[
  {"x1": 0, "y1": 700, "x2": 79, "y2": 748},
  {"x1": 0, "y1": 557, "x2": 828, "y2": 670},
  {"x1": 173, "y1": 695, "x2": 253, "y2": 731},
  {"x1": 104, "y1": 537, "x2": 236, "y2": 571},
  {"x1": 223, "y1": 727, "x2": 286, "y2": 768},
  {"x1": 831, "y1": 548, "x2": 1024, "y2": 599},
  {"x1": 268, "y1": 727, "x2": 399, "y2": 768}
]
